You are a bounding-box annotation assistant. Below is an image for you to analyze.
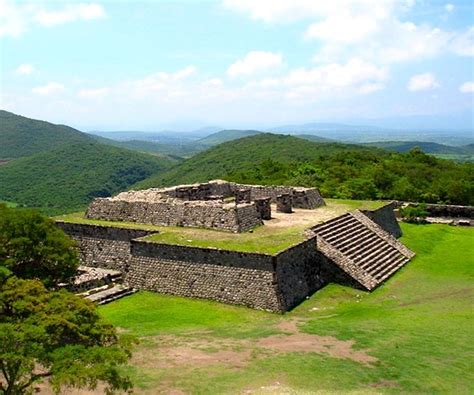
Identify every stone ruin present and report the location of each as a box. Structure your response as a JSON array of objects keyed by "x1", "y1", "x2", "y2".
[{"x1": 86, "y1": 180, "x2": 325, "y2": 232}]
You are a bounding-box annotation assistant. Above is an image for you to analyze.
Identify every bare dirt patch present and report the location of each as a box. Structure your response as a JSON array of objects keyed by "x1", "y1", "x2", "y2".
[{"x1": 257, "y1": 333, "x2": 376, "y2": 365}]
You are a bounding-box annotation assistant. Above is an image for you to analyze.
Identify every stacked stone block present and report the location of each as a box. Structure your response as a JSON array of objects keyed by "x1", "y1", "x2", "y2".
[
  {"x1": 254, "y1": 197, "x2": 272, "y2": 220},
  {"x1": 276, "y1": 194, "x2": 293, "y2": 213}
]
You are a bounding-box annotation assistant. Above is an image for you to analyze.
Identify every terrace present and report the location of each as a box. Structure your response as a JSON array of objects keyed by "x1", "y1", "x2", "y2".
[{"x1": 55, "y1": 199, "x2": 386, "y2": 254}]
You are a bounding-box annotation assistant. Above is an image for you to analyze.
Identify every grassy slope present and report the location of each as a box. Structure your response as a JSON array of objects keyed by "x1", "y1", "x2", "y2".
[
  {"x1": 136, "y1": 133, "x2": 378, "y2": 188},
  {"x1": 0, "y1": 142, "x2": 173, "y2": 214},
  {"x1": 100, "y1": 223, "x2": 474, "y2": 394},
  {"x1": 0, "y1": 110, "x2": 93, "y2": 159}
]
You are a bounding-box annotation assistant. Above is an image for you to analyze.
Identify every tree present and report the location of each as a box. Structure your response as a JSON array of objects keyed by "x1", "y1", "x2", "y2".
[
  {"x1": 0, "y1": 277, "x2": 133, "y2": 394},
  {"x1": 0, "y1": 205, "x2": 78, "y2": 288}
]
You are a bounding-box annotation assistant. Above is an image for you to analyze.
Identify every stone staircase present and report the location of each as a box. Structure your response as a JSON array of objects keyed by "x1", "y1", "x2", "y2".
[
  {"x1": 71, "y1": 266, "x2": 137, "y2": 305},
  {"x1": 311, "y1": 210, "x2": 415, "y2": 290},
  {"x1": 84, "y1": 284, "x2": 137, "y2": 305}
]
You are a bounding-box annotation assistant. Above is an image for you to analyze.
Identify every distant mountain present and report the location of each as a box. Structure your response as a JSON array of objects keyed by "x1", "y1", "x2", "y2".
[
  {"x1": 89, "y1": 130, "x2": 199, "y2": 144},
  {"x1": 0, "y1": 142, "x2": 174, "y2": 214},
  {"x1": 136, "y1": 133, "x2": 378, "y2": 188},
  {"x1": 0, "y1": 110, "x2": 93, "y2": 159},
  {"x1": 267, "y1": 121, "x2": 474, "y2": 146},
  {"x1": 362, "y1": 141, "x2": 474, "y2": 155},
  {"x1": 197, "y1": 129, "x2": 262, "y2": 146},
  {"x1": 269, "y1": 122, "x2": 388, "y2": 134},
  {"x1": 90, "y1": 135, "x2": 204, "y2": 158}
]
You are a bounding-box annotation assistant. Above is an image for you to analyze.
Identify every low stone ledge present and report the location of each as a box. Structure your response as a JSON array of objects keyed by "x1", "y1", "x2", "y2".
[{"x1": 130, "y1": 239, "x2": 276, "y2": 271}]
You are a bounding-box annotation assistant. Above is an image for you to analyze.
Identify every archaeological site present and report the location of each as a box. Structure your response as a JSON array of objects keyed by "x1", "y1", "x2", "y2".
[{"x1": 57, "y1": 180, "x2": 415, "y2": 312}]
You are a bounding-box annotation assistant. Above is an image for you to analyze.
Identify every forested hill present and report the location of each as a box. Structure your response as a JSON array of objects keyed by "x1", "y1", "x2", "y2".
[
  {"x1": 0, "y1": 110, "x2": 93, "y2": 159},
  {"x1": 136, "y1": 133, "x2": 474, "y2": 206},
  {"x1": 136, "y1": 133, "x2": 384, "y2": 188},
  {"x1": 0, "y1": 142, "x2": 173, "y2": 214}
]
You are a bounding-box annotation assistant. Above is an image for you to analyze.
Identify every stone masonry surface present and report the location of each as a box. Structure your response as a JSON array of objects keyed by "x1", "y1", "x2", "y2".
[
  {"x1": 60, "y1": 181, "x2": 413, "y2": 311},
  {"x1": 85, "y1": 180, "x2": 325, "y2": 233}
]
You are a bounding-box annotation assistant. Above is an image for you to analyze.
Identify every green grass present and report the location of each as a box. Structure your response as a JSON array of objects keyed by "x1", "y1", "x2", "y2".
[
  {"x1": 54, "y1": 199, "x2": 386, "y2": 254},
  {"x1": 100, "y1": 291, "x2": 278, "y2": 338},
  {"x1": 99, "y1": 223, "x2": 474, "y2": 394}
]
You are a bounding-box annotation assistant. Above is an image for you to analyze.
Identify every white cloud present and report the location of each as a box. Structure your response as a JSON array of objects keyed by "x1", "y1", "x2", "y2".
[
  {"x1": 305, "y1": 13, "x2": 379, "y2": 44},
  {"x1": 459, "y1": 81, "x2": 474, "y2": 93},
  {"x1": 359, "y1": 83, "x2": 385, "y2": 94},
  {"x1": 16, "y1": 63, "x2": 35, "y2": 74},
  {"x1": 0, "y1": 1, "x2": 106, "y2": 37},
  {"x1": 450, "y1": 26, "x2": 474, "y2": 57},
  {"x1": 32, "y1": 82, "x2": 65, "y2": 95},
  {"x1": 285, "y1": 58, "x2": 387, "y2": 89},
  {"x1": 222, "y1": 0, "x2": 406, "y2": 24},
  {"x1": 445, "y1": 3, "x2": 454, "y2": 13},
  {"x1": 407, "y1": 73, "x2": 440, "y2": 92},
  {"x1": 34, "y1": 3, "x2": 105, "y2": 27},
  {"x1": 227, "y1": 51, "x2": 283, "y2": 77},
  {"x1": 224, "y1": 0, "x2": 471, "y2": 66},
  {"x1": 77, "y1": 87, "x2": 109, "y2": 99}
]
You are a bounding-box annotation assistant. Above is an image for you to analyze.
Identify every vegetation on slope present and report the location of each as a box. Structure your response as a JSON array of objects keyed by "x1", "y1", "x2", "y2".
[
  {"x1": 0, "y1": 110, "x2": 93, "y2": 159},
  {"x1": 99, "y1": 223, "x2": 474, "y2": 394},
  {"x1": 136, "y1": 134, "x2": 474, "y2": 205},
  {"x1": 0, "y1": 142, "x2": 173, "y2": 214},
  {"x1": 136, "y1": 133, "x2": 380, "y2": 188}
]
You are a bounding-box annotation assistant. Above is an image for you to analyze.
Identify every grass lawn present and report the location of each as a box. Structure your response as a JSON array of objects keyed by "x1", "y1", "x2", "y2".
[
  {"x1": 54, "y1": 199, "x2": 386, "y2": 254},
  {"x1": 99, "y1": 223, "x2": 474, "y2": 394}
]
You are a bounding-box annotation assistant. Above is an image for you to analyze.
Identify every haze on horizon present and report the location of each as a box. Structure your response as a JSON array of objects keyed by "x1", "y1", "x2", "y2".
[{"x1": 1, "y1": 0, "x2": 473, "y2": 132}]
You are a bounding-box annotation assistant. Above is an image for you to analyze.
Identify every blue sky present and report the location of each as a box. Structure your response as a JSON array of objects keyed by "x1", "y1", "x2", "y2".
[{"x1": 1, "y1": 0, "x2": 473, "y2": 131}]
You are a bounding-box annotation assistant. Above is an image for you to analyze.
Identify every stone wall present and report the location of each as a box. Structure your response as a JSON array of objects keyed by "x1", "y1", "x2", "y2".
[
  {"x1": 128, "y1": 240, "x2": 282, "y2": 311},
  {"x1": 393, "y1": 201, "x2": 474, "y2": 218},
  {"x1": 213, "y1": 181, "x2": 325, "y2": 209},
  {"x1": 57, "y1": 221, "x2": 335, "y2": 312},
  {"x1": 274, "y1": 237, "x2": 325, "y2": 311},
  {"x1": 56, "y1": 222, "x2": 153, "y2": 271},
  {"x1": 361, "y1": 202, "x2": 402, "y2": 238},
  {"x1": 86, "y1": 199, "x2": 262, "y2": 233}
]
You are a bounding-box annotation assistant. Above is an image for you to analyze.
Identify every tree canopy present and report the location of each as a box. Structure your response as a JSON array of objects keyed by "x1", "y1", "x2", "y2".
[
  {"x1": 0, "y1": 277, "x2": 132, "y2": 394},
  {"x1": 0, "y1": 205, "x2": 78, "y2": 288}
]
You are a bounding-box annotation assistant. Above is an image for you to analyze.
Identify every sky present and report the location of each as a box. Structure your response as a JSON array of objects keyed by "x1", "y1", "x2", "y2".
[{"x1": 1, "y1": 0, "x2": 473, "y2": 131}]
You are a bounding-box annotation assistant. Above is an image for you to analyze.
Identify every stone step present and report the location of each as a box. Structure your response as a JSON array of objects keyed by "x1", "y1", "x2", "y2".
[
  {"x1": 318, "y1": 219, "x2": 365, "y2": 240},
  {"x1": 313, "y1": 211, "x2": 414, "y2": 291},
  {"x1": 376, "y1": 257, "x2": 410, "y2": 282},
  {"x1": 85, "y1": 284, "x2": 137, "y2": 305},
  {"x1": 323, "y1": 221, "x2": 368, "y2": 243},
  {"x1": 362, "y1": 249, "x2": 403, "y2": 274},
  {"x1": 354, "y1": 242, "x2": 394, "y2": 267},
  {"x1": 330, "y1": 226, "x2": 376, "y2": 250},
  {"x1": 371, "y1": 254, "x2": 407, "y2": 276},
  {"x1": 339, "y1": 231, "x2": 381, "y2": 255},
  {"x1": 311, "y1": 213, "x2": 353, "y2": 233}
]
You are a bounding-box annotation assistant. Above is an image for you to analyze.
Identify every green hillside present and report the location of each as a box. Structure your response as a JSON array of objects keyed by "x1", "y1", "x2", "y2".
[
  {"x1": 0, "y1": 142, "x2": 173, "y2": 214},
  {"x1": 136, "y1": 133, "x2": 473, "y2": 205},
  {"x1": 136, "y1": 133, "x2": 381, "y2": 188},
  {"x1": 0, "y1": 110, "x2": 93, "y2": 159},
  {"x1": 197, "y1": 129, "x2": 262, "y2": 145}
]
